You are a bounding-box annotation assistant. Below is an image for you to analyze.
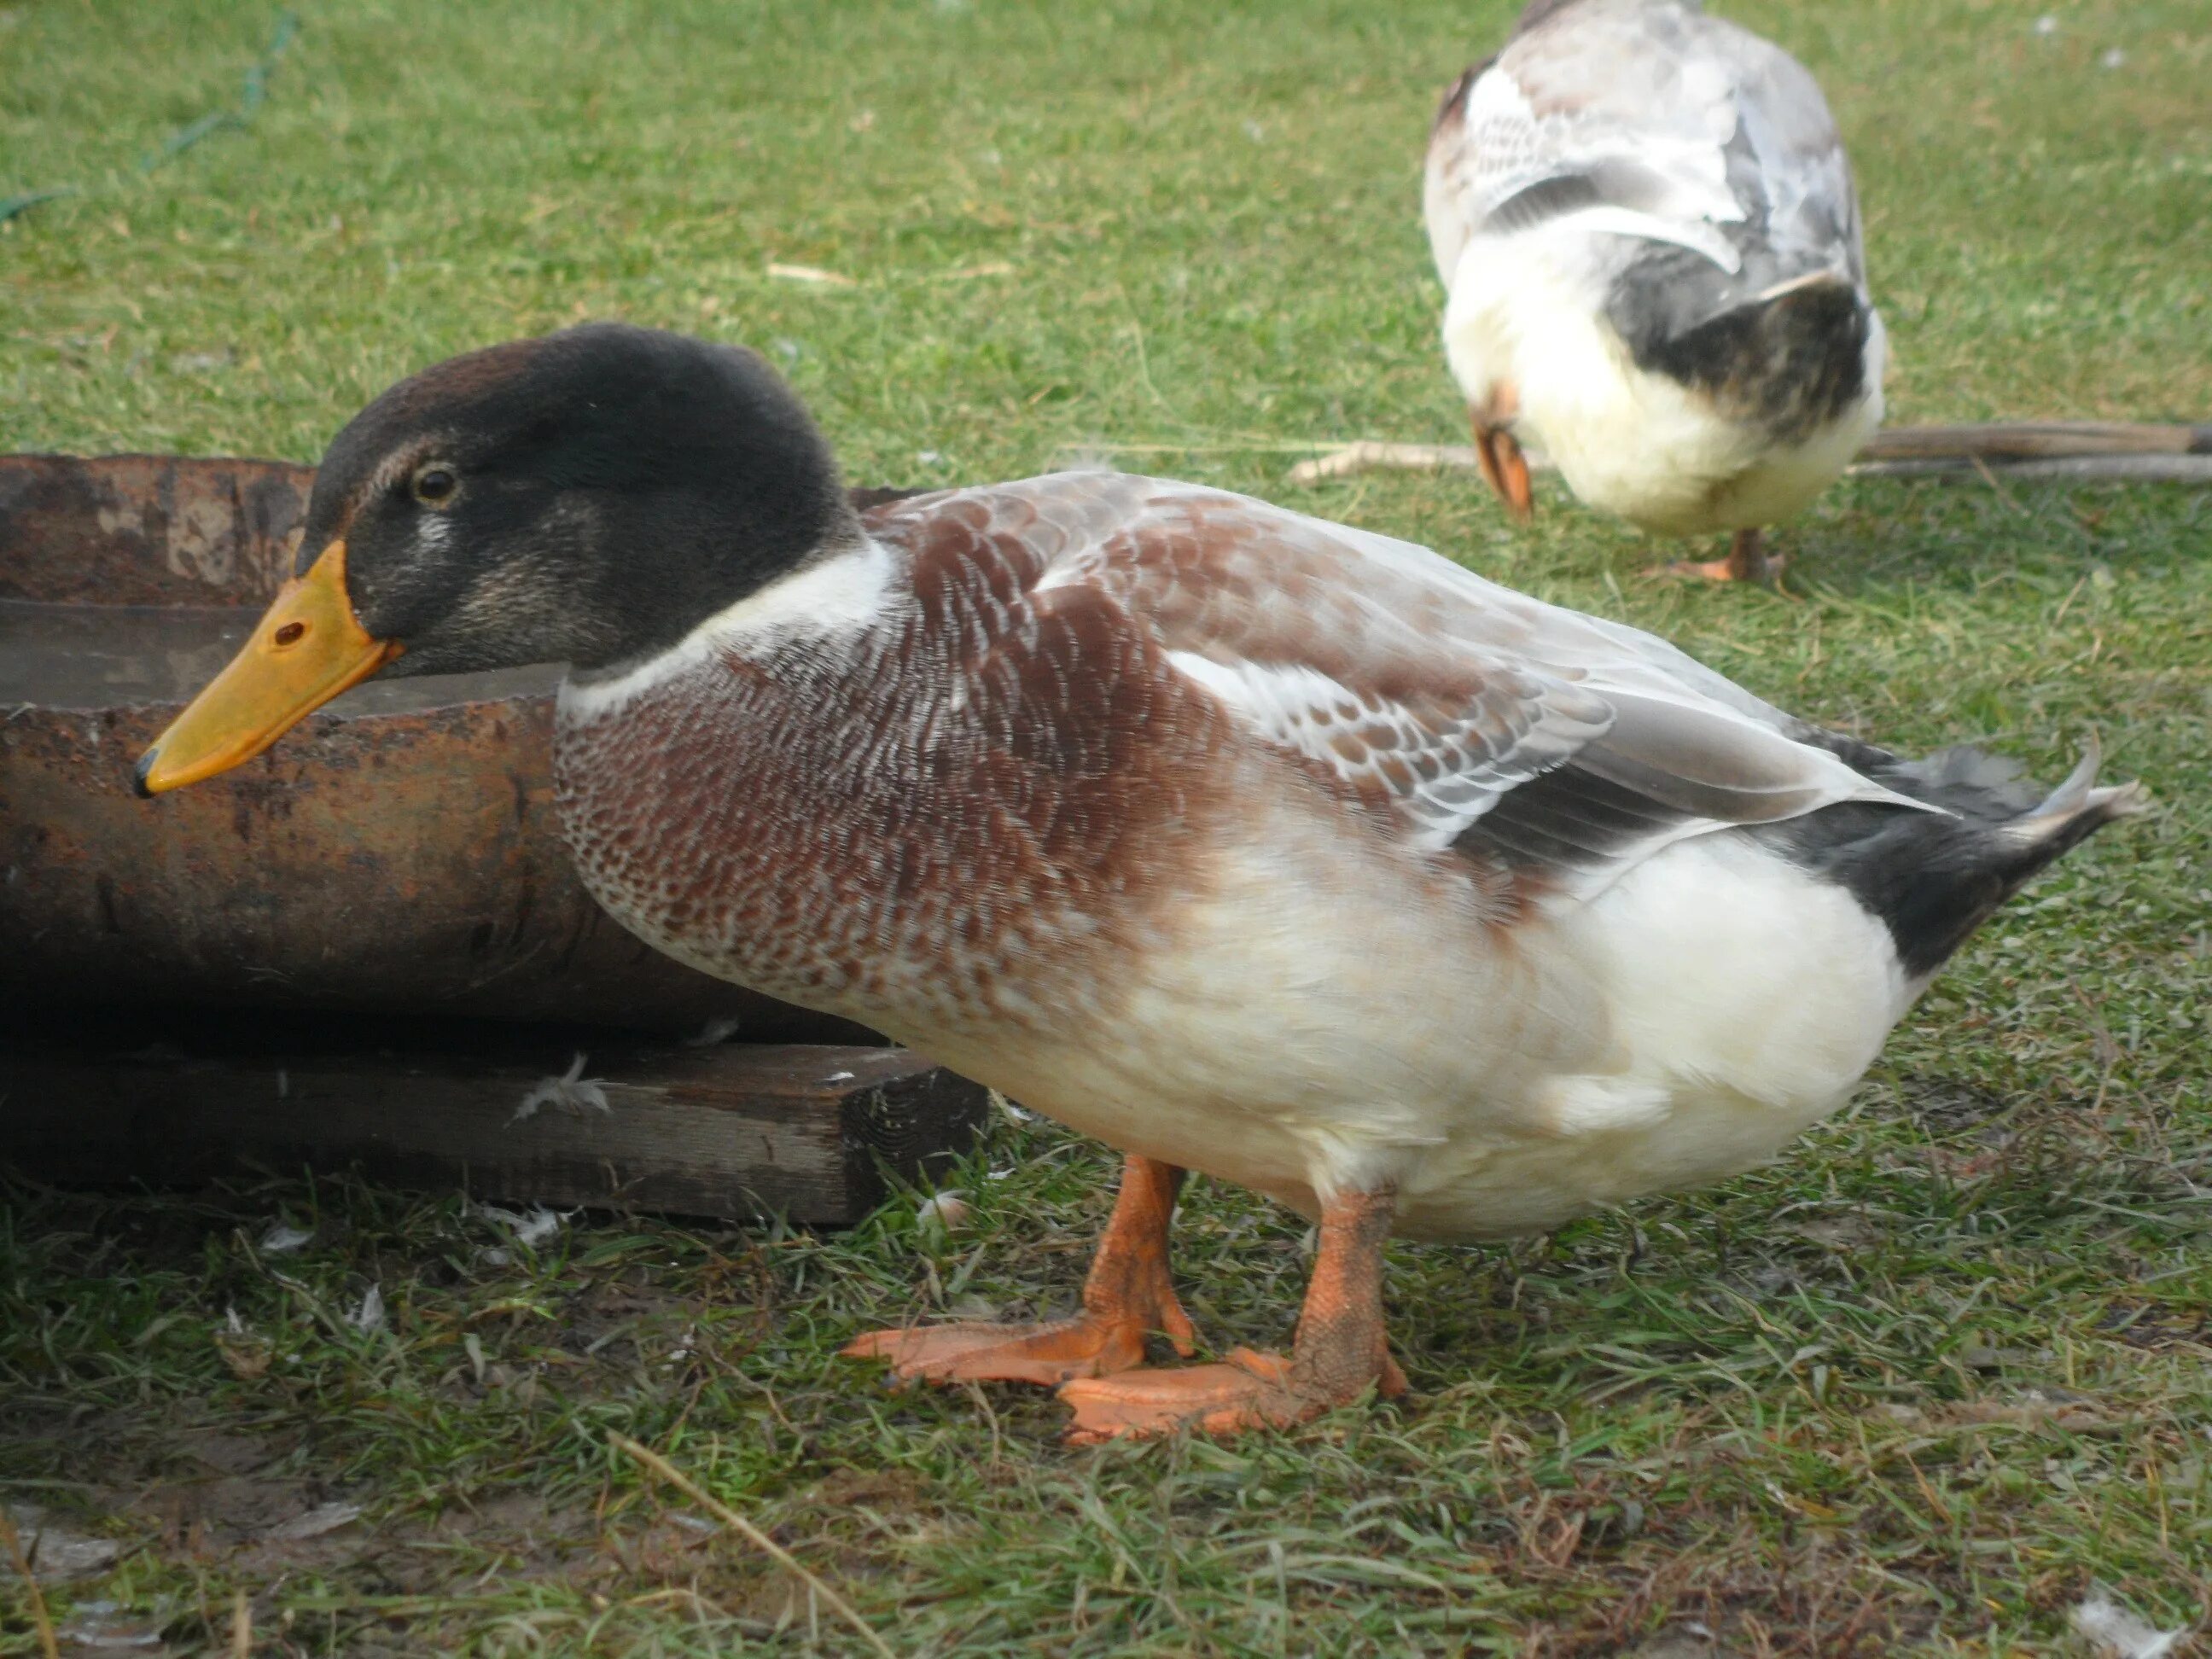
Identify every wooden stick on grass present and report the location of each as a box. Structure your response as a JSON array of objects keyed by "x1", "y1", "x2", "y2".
[
  {"x1": 1857, "y1": 422, "x2": 2212, "y2": 459},
  {"x1": 609, "y1": 1433, "x2": 895, "y2": 1659},
  {"x1": 1287, "y1": 440, "x2": 1481, "y2": 482},
  {"x1": 1848, "y1": 454, "x2": 2212, "y2": 482},
  {"x1": 1284, "y1": 422, "x2": 2212, "y2": 486},
  {"x1": 0, "y1": 1507, "x2": 61, "y2": 1659}
]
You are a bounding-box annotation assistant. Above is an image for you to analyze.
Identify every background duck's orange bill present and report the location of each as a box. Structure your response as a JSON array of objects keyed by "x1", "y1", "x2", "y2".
[{"x1": 133, "y1": 541, "x2": 400, "y2": 796}]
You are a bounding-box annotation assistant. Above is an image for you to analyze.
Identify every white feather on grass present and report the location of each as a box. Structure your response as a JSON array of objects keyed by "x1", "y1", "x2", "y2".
[
  {"x1": 478, "y1": 1203, "x2": 569, "y2": 1249},
  {"x1": 2072, "y1": 1588, "x2": 2188, "y2": 1659},
  {"x1": 348, "y1": 1284, "x2": 385, "y2": 1333},
  {"x1": 512, "y1": 1052, "x2": 610, "y2": 1122},
  {"x1": 916, "y1": 1190, "x2": 973, "y2": 1233}
]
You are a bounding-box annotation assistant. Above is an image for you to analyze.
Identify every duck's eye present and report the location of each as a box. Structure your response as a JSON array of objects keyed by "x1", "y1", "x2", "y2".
[{"x1": 411, "y1": 463, "x2": 460, "y2": 507}]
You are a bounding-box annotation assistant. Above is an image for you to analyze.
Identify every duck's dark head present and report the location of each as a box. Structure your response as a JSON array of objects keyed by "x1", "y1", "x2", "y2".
[{"x1": 134, "y1": 323, "x2": 858, "y2": 795}]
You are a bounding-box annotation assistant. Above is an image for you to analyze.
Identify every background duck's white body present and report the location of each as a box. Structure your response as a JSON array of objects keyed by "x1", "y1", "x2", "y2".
[
  {"x1": 1439, "y1": 230, "x2": 1885, "y2": 534},
  {"x1": 1426, "y1": 0, "x2": 1885, "y2": 538},
  {"x1": 542, "y1": 473, "x2": 2117, "y2": 1249}
]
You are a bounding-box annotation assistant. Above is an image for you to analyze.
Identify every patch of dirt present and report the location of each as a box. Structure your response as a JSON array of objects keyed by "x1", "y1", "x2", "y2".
[
  {"x1": 556, "y1": 1278, "x2": 738, "y2": 1366},
  {"x1": 1787, "y1": 1212, "x2": 1891, "y2": 1252},
  {"x1": 4, "y1": 1502, "x2": 123, "y2": 1583},
  {"x1": 170, "y1": 1425, "x2": 301, "y2": 1476},
  {"x1": 1617, "y1": 1635, "x2": 1721, "y2": 1659},
  {"x1": 128, "y1": 1471, "x2": 330, "y2": 1545},
  {"x1": 2098, "y1": 1300, "x2": 2212, "y2": 1353},
  {"x1": 1889, "y1": 1075, "x2": 2015, "y2": 1133},
  {"x1": 369, "y1": 1490, "x2": 605, "y2": 1596},
  {"x1": 25, "y1": 1406, "x2": 365, "y2": 1577},
  {"x1": 783, "y1": 1464, "x2": 934, "y2": 1516},
  {"x1": 1874, "y1": 1392, "x2": 2122, "y2": 1435},
  {"x1": 5, "y1": 1395, "x2": 707, "y2": 1609},
  {"x1": 1513, "y1": 1533, "x2": 1944, "y2": 1658},
  {"x1": 1473, "y1": 1469, "x2": 1948, "y2": 1659}
]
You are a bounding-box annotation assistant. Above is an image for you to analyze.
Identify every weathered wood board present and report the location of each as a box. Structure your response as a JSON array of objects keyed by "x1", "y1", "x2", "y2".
[{"x1": 0, "y1": 1038, "x2": 989, "y2": 1225}]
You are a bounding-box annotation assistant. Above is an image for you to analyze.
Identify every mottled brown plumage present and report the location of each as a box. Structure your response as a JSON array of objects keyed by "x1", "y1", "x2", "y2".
[{"x1": 556, "y1": 483, "x2": 1236, "y2": 1045}]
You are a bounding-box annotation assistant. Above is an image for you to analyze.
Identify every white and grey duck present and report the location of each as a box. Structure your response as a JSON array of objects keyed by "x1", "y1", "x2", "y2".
[
  {"x1": 1426, "y1": 0, "x2": 1885, "y2": 579},
  {"x1": 138, "y1": 324, "x2": 2136, "y2": 1440}
]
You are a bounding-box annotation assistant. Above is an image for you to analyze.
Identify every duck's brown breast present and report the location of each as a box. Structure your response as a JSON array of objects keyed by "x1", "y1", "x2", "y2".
[{"x1": 550, "y1": 504, "x2": 1237, "y2": 1044}]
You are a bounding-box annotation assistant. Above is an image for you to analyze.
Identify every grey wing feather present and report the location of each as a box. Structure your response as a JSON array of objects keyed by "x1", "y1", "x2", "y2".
[{"x1": 1425, "y1": 0, "x2": 1867, "y2": 300}]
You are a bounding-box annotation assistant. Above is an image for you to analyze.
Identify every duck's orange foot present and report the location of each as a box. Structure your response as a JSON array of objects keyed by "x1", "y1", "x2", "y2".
[
  {"x1": 841, "y1": 1313, "x2": 1179, "y2": 1388},
  {"x1": 1649, "y1": 555, "x2": 1748, "y2": 582},
  {"x1": 1648, "y1": 529, "x2": 1784, "y2": 584},
  {"x1": 1058, "y1": 1347, "x2": 1406, "y2": 1443}
]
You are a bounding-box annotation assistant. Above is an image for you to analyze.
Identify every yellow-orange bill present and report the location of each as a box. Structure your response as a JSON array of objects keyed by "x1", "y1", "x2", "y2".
[{"x1": 132, "y1": 541, "x2": 400, "y2": 796}]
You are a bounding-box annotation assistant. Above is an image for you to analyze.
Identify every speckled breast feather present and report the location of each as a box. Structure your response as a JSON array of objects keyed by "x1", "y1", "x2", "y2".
[{"x1": 551, "y1": 479, "x2": 1237, "y2": 1045}]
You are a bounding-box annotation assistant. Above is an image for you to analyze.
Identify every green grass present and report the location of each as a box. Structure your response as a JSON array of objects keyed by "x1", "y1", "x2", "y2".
[{"x1": 3, "y1": 0, "x2": 2209, "y2": 1652}]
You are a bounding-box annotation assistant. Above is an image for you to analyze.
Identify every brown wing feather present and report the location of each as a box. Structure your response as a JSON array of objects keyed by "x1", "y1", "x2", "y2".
[
  {"x1": 868, "y1": 473, "x2": 1921, "y2": 891},
  {"x1": 908, "y1": 476, "x2": 1618, "y2": 854}
]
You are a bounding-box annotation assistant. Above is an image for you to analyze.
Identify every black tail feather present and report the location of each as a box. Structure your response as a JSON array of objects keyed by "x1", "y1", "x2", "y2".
[{"x1": 1761, "y1": 738, "x2": 2145, "y2": 978}]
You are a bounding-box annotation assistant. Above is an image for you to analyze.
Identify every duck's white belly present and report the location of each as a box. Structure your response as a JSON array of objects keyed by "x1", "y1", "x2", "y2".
[
  {"x1": 1389, "y1": 834, "x2": 1912, "y2": 1237},
  {"x1": 1532, "y1": 367, "x2": 1874, "y2": 538},
  {"x1": 1442, "y1": 237, "x2": 1882, "y2": 537},
  {"x1": 905, "y1": 802, "x2": 1915, "y2": 1243}
]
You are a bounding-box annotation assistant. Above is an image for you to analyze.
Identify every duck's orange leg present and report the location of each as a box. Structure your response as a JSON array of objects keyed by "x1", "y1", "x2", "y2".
[
  {"x1": 1656, "y1": 527, "x2": 1779, "y2": 583},
  {"x1": 1472, "y1": 403, "x2": 1534, "y2": 521},
  {"x1": 843, "y1": 1155, "x2": 1194, "y2": 1388},
  {"x1": 1057, "y1": 1185, "x2": 1406, "y2": 1442}
]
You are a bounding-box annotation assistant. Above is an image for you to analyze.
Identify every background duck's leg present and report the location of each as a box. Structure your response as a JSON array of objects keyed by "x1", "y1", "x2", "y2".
[
  {"x1": 1471, "y1": 410, "x2": 1535, "y2": 521},
  {"x1": 1724, "y1": 527, "x2": 1773, "y2": 581},
  {"x1": 842, "y1": 1154, "x2": 1195, "y2": 1387},
  {"x1": 1057, "y1": 1185, "x2": 1406, "y2": 1442},
  {"x1": 1661, "y1": 526, "x2": 1774, "y2": 583}
]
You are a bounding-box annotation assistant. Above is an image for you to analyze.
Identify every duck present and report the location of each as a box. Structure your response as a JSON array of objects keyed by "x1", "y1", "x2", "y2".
[
  {"x1": 136, "y1": 323, "x2": 2136, "y2": 1441},
  {"x1": 1424, "y1": 0, "x2": 1885, "y2": 580}
]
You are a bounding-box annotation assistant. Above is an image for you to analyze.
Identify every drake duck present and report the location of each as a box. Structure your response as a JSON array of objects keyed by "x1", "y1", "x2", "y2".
[
  {"x1": 1425, "y1": 0, "x2": 1885, "y2": 580},
  {"x1": 137, "y1": 323, "x2": 2136, "y2": 1440}
]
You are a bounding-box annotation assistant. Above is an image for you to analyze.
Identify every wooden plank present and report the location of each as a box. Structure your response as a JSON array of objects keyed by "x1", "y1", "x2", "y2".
[
  {"x1": 1848, "y1": 455, "x2": 2212, "y2": 483},
  {"x1": 1856, "y1": 422, "x2": 2212, "y2": 461},
  {"x1": 0, "y1": 1039, "x2": 990, "y2": 1225},
  {"x1": 1282, "y1": 422, "x2": 2212, "y2": 486}
]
